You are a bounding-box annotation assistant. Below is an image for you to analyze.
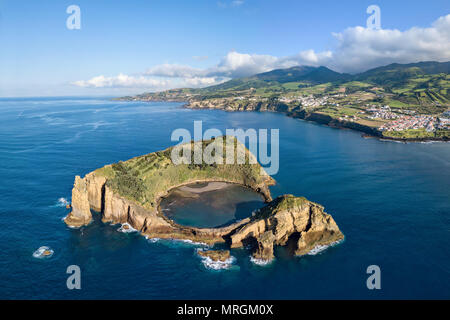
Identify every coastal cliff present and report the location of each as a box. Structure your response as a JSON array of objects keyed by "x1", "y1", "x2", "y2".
[
  {"x1": 187, "y1": 100, "x2": 383, "y2": 138},
  {"x1": 65, "y1": 138, "x2": 343, "y2": 258},
  {"x1": 65, "y1": 137, "x2": 274, "y2": 235},
  {"x1": 64, "y1": 174, "x2": 106, "y2": 227},
  {"x1": 230, "y1": 195, "x2": 344, "y2": 260}
]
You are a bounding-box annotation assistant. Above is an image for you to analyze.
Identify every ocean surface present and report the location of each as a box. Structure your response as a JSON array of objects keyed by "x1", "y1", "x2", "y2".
[{"x1": 0, "y1": 97, "x2": 449, "y2": 299}]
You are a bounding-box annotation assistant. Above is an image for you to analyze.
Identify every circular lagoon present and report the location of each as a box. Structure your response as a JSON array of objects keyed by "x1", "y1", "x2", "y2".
[{"x1": 160, "y1": 182, "x2": 265, "y2": 228}]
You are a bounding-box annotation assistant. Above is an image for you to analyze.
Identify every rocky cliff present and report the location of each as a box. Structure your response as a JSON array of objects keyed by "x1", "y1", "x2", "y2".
[
  {"x1": 64, "y1": 139, "x2": 343, "y2": 258},
  {"x1": 64, "y1": 137, "x2": 274, "y2": 235},
  {"x1": 230, "y1": 195, "x2": 344, "y2": 260},
  {"x1": 64, "y1": 174, "x2": 106, "y2": 227}
]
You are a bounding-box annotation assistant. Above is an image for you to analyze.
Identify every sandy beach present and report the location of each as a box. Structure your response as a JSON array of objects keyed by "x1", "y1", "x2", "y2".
[{"x1": 178, "y1": 182, "x2": 230, "y2": 194}]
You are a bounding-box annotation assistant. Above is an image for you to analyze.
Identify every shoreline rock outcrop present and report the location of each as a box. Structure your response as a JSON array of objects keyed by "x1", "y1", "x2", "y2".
[
  {"x1": 197, "y1": 250, "x2": 231, "y2": 262},
  {"x1": 63, "y1": 175, "x2": 93, "y2": 227},
  {"x1": 230, "y1": 195, "x2": 344, "y2": 260}
]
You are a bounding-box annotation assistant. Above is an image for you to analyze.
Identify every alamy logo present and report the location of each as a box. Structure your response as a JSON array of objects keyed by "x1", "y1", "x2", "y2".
[
  {"x1": 170, "y1": 121, "x2": 279, "y2": 175},
  {"x1": 366, "y1": 5, "x2": 381, "y2": 30},
  {"x1": 66, "y1": 265, "x2": 81, "y2": 290},
  {"x1": 366, "y1": 265, "x2": 381, "y2": 290},
  {"x1": 66, "y1": 5, "x2": 81, "y2": 30}
]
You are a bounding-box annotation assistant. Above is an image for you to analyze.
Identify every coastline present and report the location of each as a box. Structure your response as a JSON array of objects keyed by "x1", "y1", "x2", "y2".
[
  {"x1": 116, "y1": 97, "x2": 448, "y2": 143},
  {"x1": 181, "y1": 101, "x2": 449, "y2": 143}
]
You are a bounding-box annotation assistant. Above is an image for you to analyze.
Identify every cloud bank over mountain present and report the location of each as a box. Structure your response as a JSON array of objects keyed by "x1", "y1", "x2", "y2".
[{"x1": 73, "y1": 14, "x2": 450, "y2": 91}]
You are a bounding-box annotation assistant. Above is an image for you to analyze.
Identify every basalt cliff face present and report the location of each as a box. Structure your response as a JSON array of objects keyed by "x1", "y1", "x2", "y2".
[
  {"x1": 187, "y1": 100, "x2": 382, "y2": 138},
  {"x1": 64, "y1": 138, "x2": 343, "y2": 258},
  {"x1": 64, "y1": 171, "x2": 267, "y2": 244},
  {"x1": 230, "y1": 195, "x2": 344, "y2": 260},
  {"x1": 64, "y1": 137, "x2": 274, "y2": 242},
  {"x1": 64, "y1": 174, "x2": 106, "y2": 227}
]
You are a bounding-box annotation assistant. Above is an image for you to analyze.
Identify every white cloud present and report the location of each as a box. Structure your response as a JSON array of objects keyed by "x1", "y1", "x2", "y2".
[
  {"x1": 210, "y1": 51, "x2": 280, "y2": 77},
  {"x1": 143, "y1": 51, "x2": 299, "y2": 79},
  {"x1": 72, "y1": 73, "x2": 225, "y2": 89},
  {"x1": 144, "y1": 64, "x2": 204, "y2": 78},
  {"x1": 73, "y1": 14, "x2": 450, "y2": 92},
  {"x1": 72, "y1": 73, "x2": 169, "y2": 88},
  {"x1": 184, "y1": 77, "x2": 224, "y2": 86},
  {"x1": 327, "y1": 14, "x2": 450, "y2": 73}
]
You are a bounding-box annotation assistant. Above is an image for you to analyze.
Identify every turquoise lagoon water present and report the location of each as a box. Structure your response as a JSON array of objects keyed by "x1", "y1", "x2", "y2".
[{"x1": 0, "y1": 97, "x2": 449, "y2": 299}]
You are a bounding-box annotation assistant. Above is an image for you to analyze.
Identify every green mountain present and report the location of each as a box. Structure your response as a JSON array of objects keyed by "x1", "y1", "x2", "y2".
[
  {"x1": 117, "y1": 61, "x2": 450, "y2": 141},
  {"x1": 252, "y1": 66, "x2": 351, "y2": 83},
  {"x1": 356, "y1": 61, "x2": 450, "y2": 84},
  {"x1": 119, "y1": 61, "x2": 450, "y2": 112},
  {"x1": 203, "y1": 66, "x2": 350, "y2": 92}
]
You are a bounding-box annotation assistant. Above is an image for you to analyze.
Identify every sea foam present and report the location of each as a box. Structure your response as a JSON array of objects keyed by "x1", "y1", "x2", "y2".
[
  {"x1": 32, "y1": 246, "x2": 54, "y2": 259},
  {"x1": 198, "y1": 252, "x2": 236, "y2": 270},
  {"x1": 55, "y1": 197, "x2": 69, "y2": 207},
  {"x1": 307, "y1": 239, "x2": 344, "y2": 256},
  {"x1": 250, "y1": 256, "x2": 274, "y2": 266},
  {"x1": 117, "y1": 223, "x2": 138, "y2": 233}
]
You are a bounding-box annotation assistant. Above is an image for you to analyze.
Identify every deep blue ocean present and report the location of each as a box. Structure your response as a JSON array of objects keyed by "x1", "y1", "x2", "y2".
[{"x1": 0, "y1": 97, "x2": 449, "y2": 299}]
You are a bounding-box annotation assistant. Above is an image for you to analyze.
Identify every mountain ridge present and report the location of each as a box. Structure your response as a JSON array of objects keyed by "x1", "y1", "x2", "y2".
[{"x1": 117, "y1": 61, "x2": 450, "y2": 141}]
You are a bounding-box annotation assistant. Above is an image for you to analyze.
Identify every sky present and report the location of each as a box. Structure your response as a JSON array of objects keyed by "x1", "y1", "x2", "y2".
[{"x1": 0, "y1": 0, "x2": 449, "y2": 97}]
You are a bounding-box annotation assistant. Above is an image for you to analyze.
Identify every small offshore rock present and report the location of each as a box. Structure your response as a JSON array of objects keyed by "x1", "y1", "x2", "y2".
[
  {"x1": 198, "y1": 250, "x2": 230, "y2": 262},
  {"x1": 32, "y1": 246, "x2": 54, "y2": 259}
]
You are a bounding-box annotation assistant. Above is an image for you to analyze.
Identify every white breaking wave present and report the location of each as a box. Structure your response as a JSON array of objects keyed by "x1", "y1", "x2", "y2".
[
  {"x1": 32, "y1": 246, "x2": 54, "y2": 259},
  {"x1": 307, "y1": 239, "x2": 344, "y2": 256},
  {"x1": 250, "y1": 256, "x2": 274, "y2": 266},
  {"x1": 55, "y1": 197, "x2": 69, "y2": 207},
  {"x1": 117, "y1": 223, "x2": 138, "y2": 233},
  {"x1": 198, "y1": 253, "x2": 236, "y2": 270},
  {"x1": 146, "y1": 237, "x2": 161, "y2": 243},
  {"x1": 419, "y1": 141, "x2": 445, "y2": 144},
  {"x1": 179, "y1": 239, "x2": 209, "y2": 246}
]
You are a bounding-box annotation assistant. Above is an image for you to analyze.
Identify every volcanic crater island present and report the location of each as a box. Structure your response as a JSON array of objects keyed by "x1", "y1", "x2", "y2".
[{"x1": 65, "y1": 137, "x2": 344, "y2": 262}]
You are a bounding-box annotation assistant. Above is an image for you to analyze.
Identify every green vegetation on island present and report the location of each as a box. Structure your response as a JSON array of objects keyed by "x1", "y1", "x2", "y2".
[
  {"x1": 95, "y1": 137, "x2": 274, "y2": 210},
  {"x1": 65, "y1": 138, "x2": 344, "y2": 261}
]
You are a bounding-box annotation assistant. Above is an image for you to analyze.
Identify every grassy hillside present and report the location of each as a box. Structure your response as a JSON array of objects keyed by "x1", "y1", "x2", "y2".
[
  {"x1": 117, "y1": 61, "x2": 450, "y2": 140},
  {"x1": 95, "y1": 137, "x2": 274, "y2": 209}
]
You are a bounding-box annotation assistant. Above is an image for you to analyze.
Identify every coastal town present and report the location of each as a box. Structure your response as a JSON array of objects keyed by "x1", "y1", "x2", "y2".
[
  {"x1": 280, "y1": 93, "x2": 450, "y2": 133},
  {"x1": 118, "y1": 62, "x2": 450, "y2": 141}
]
